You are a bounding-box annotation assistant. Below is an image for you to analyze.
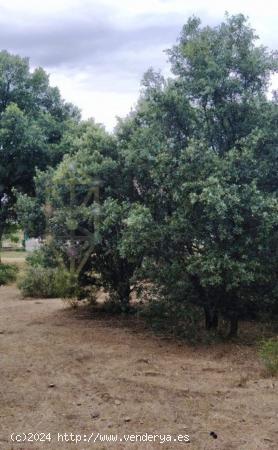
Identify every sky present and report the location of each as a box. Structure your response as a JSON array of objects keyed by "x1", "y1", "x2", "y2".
[{"x1": 0, "y1": 0, "x2": 277, "y2": 130}]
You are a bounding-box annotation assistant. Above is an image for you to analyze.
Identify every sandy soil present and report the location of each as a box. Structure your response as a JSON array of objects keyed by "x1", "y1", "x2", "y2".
[
  {"x1": 1, "y1": 257, "x2": 26, "y2": 263},
  {"x1": 0, "y1": 285, "x2": 277, "y2": 450}
]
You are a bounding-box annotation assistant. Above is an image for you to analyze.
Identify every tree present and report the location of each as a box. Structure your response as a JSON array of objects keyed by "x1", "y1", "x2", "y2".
[
  {"x1": 17, "y1": 120, "x2": 139, "y2": 307},
  {"x1": 16, "y1": 15, "x2": 278, "y2": 337},
  {"x1": 118, "y1": 14, "x2": 278, "y2": 336},
  {"x1": 0, "y1": 50, "x2": 80, "y2": 250},
  {"x1": 167, "y1": 13, "x2": 277, "y2": 152}
]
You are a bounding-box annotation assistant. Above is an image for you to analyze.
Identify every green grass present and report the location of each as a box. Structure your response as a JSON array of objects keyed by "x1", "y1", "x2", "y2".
[
  {"x1": 0, "y1": 250, "x2": 27, "y2": 259},
  {"x1": 259, "y1": 338, "x2": 278, "y2": 376},
  {"x1": 0, "y1": 250, "x2": 27, "y2": 273}
]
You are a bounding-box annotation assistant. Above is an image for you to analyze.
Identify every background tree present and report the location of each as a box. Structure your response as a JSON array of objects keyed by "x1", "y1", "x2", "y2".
[
  {"x1": 0, "y1": 50, "x2": 80, "y2": 250},
  {"x1": 17, "y1": 120, "x2": 139, "y2": 307},
  {"x1": 167, "y1": 13, "x2": 277, "y2": 152}
]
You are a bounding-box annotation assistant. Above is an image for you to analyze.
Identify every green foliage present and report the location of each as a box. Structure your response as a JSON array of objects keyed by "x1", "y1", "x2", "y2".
[
  {"x1": 18, "y1": 119, "x2": 137, "y2": 308},
  {"x1": 0, "y1": 263, "x2": 18, "y2": 285},
  {"x1": 0, "y1": 50, "x2": 80, "y2": 241},
  {"x1": 25, "y1": 246, "x2": 58, "y2": 269},
  {"x1": 2, "y1": 223, "x2": 21, "y2": 244},
  {"x1": 18, "y1": 266, "x2": 76, "y2": 299},
  {"x1": 167, "y1": 14, "x2": 277, "y2": 152},
  {"x1": 117, "y1": 14, "x2": 278, "y2": 337},
  {"x1": 259, "y1": 339, "x2": 278, "y2": 376},
  {"x1": 13, "y1": 14, "x2": 278, "y2": 339},
  {"x1": 139, "y1": 285, "x2": 203, "y2": 341},
  {"x1": 102, "y1": 296, "x2": 133, "y2": 314},
  {"x1": 16, "y1": 193, "x2": 46, "y2": 238},
  {"x1": 89, "y1": 198, "x2": 138, "y2": 307},
  {"x1": 19, "y1": 244, "x2": 85, "y2": 300}
]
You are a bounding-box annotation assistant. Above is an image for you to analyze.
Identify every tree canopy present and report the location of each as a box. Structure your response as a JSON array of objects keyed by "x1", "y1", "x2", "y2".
[
  {"x1": 14, "y1": 14, "x2": 278, "y2": 337},
  {"x1": 0, "y1": 50, "x2": 80, "y2": 242}
]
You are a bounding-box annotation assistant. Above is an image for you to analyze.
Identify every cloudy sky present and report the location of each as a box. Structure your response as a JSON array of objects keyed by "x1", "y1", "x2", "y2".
[{"x1": 0, "y1": 0, "x2": 277, "y2": 129}]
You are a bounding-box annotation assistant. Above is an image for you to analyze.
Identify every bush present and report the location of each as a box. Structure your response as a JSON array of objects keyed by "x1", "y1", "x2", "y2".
[
  {"x1": 18, "y1": 266, "x2": 77, "y2": 298},
  {"x1": 102, "y1": 293, "x2": 135, "y2": 314},
  {"x1": 25, "y1": 249, "x2": 46, "y2": 267},
  {"x1": 140, "y1": 294, "x2": 203, "y2": 341},
  {"x1": 0, "y1": 263, "x2": 18, "y2": 285},
  {"x1": 259, "y1": 338, "x2": 278, "y2": 376},
  {"x1": 25, "y1": 245, "x2": 59, "y2": 268}
]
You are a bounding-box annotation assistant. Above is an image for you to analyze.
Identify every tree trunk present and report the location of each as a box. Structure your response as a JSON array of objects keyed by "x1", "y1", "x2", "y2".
[
  {"x1": 228, "y1": 316, "x2": 238, "y2": 338},
  {"x1": 118, "y1": 282, "x2": 131, "y2": 310},
  {"x1": 204, "y1": 306, "x2": 218, "y2": 330},
  {"x1": 205, "y1": 307, "x2": 212, "y2": 329},
  {"x1": 211, "y1": 310, "x2": 219, "y2": 329}
]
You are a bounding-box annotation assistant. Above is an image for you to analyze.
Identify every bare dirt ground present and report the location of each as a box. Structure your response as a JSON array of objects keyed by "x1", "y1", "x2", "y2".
[{"x1": 0, "y1": 285, "x2": 277, "y2": 450}]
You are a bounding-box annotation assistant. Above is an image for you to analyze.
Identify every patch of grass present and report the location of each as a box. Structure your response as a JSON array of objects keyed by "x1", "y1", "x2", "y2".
[
  {"x1": 0, "y1": 250, "x2": 27, "y2": 259},
  {"x1": 259, "y1": 338, "x2": 278, "y2": 376}
]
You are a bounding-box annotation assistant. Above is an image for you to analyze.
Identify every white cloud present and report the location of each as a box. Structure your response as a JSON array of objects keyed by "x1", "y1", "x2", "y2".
[
  {"x1": 49, "y1": 70, "x2": 139, "y2": 128},
  {"x1": 0, "y1": 0, "x2": 277, "y2": 129}
]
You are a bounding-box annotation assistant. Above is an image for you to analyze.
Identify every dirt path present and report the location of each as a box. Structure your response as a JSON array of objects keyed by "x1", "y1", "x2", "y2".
[{"x1": 0, "y1": 286, "x2": 277, "y2": 450}]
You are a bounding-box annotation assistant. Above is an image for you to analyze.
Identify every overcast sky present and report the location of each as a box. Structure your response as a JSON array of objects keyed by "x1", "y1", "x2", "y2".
[{"x1": 0, "y1": 0, "x2": 277, "y2": 130}]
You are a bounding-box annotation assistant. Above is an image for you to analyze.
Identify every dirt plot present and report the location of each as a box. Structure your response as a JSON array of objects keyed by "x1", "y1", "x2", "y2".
[{"x1": 0, "y1": 286, "x2": 277, "y2": 450}]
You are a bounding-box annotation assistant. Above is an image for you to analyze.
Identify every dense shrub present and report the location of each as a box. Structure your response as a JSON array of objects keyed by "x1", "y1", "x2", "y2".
[
  {"x1": 0, "y1": 263, "x2": 18, "y2": 285},
  {"x1": 25, "y1": 245, "x2": 59, "y2": 269},
  {"x1": 140, "y1": 291, "x2": 203, "y2": 341},
  {"x1": 102, "y1": 294, "x2": 135, "y2": 314},
  {"x1": 259, "y1": 338, "x2": 278, "y2": 376},
  {"x1": 18, "y1": 266, "x2": 76, "y2": 298}
]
